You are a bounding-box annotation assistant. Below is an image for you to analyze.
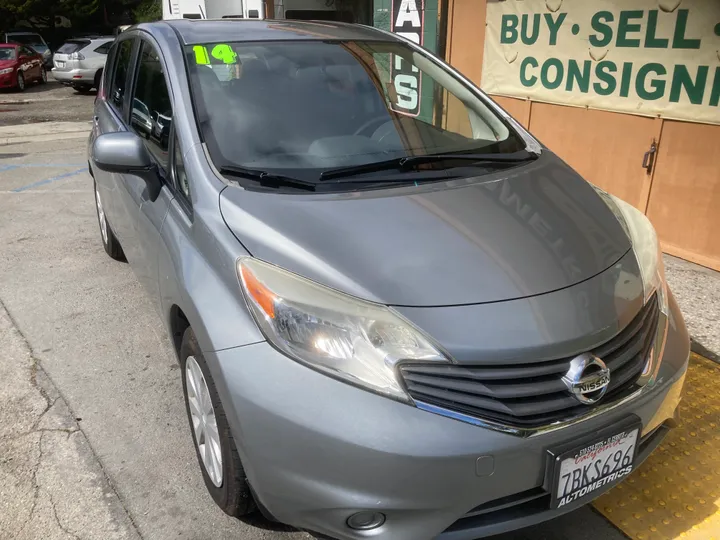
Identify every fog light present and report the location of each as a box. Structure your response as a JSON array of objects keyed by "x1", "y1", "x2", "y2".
[{"x1": 346, "y1": 511, "x2": 385, "y2": 530}]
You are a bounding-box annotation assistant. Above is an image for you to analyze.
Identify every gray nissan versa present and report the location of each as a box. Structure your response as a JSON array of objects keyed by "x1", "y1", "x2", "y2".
[{"x1": 88, "y1": 19, "x2": 689, "y2": 540}]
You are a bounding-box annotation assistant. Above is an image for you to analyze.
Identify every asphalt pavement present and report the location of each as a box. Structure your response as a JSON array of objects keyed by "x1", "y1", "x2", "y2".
[
  {"x1": 0, "y1": 81, "x2": 94, "y2": 126},
  {"x1": 1, "y1": 95, "x2": 718, "y2": 540}
]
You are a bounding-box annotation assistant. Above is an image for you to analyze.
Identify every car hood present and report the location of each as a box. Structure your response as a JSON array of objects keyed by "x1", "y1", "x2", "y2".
[
  {"x1": 0, "y1": 59, "x2": 17, "y2": 69},
  {"x1": 219, "y1": 152, "x2": 632, "y2": 307}
]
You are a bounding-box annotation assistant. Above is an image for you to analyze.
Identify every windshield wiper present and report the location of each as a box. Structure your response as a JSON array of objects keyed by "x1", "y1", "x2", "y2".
[
  {"x1": 219, "y1": 165, "x2": 317, "y2": 191},
  {"x1": 319, "y1": 150, "x2": 537, "y2": 181}
]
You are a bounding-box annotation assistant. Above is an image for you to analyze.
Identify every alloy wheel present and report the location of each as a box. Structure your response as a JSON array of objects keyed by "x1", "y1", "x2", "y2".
[{"x1": 185, "y1": 355, "x2": 223, "y2": 487}]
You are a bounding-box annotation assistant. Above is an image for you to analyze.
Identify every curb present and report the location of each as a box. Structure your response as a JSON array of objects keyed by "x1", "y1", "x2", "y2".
[
  {"x1": 691, "y1": 339, "x2": 720, "y2": 365},
  {"x1": 0, "y1": 99, "x2": 32, "y2": 105},
  {"x1": 1, "y1": 130, "x2": 89, "y2": 146}
]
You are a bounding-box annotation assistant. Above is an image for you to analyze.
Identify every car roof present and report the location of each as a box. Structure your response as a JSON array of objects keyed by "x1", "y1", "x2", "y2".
[{"x1": 146, "y1": 19, "x2": 395, "y2": 45}]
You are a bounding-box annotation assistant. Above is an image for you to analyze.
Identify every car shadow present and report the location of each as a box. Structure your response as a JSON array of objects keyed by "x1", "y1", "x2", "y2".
[
  {"x1": 18, "y1": 81, "x2": 63, "y2": 95},
  {"x1": 236, "y1": 511, "x2": 299, "y2": 533}
]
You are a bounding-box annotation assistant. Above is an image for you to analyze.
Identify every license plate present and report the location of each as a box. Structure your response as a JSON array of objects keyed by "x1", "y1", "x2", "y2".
[{"x1": 552, "y1": 426, "x2": 639, "y2": 508}]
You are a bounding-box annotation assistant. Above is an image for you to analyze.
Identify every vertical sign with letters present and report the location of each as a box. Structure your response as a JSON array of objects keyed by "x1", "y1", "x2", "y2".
[{"x1": 391, "y1": 0, "x2": 424, "y2": 116}]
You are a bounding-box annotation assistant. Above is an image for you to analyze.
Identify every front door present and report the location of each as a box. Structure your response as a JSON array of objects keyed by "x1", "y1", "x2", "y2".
[
  {"x1": 124, "y1": 38, "x2": 175, "y2": 308},
  {"x1": 19, "y1": 46, "x2": 40, "y2": 79}
]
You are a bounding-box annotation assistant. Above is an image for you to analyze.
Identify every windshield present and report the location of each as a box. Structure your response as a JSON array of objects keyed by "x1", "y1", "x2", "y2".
[
  {"x1": 185, "y1": 40, "x2": 526, "y2": 177},
  {"x1": 0, "y1": 48, "x2": 16, "y2": 60},
  {"x1": 9, "y1": 34, "x2": 46, "y2": 49}
]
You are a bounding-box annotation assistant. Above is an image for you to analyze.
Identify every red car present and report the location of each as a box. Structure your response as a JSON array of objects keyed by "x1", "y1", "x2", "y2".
[{"x1": 0, "y1": 43, "x2": 47, "y2": 91}]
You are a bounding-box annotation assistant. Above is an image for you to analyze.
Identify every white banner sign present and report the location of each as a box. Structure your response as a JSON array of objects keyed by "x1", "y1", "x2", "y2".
[{"x1": 482, "y1": 0, "x2": 720, "y2": 124}]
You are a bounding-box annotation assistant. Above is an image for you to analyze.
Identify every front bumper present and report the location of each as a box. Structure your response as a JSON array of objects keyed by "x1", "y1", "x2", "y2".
[
  {"x1": 209, "y1": 292, "x2": 689, "y2": 540},
  {"x1": 0, "y1": 71, "x2": 16, "y2": 88},
  {"x1": 51, "y1": 67, "x2": 95, "y2": 84}
]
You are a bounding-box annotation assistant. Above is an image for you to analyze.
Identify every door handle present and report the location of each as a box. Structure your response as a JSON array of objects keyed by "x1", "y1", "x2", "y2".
[{"x1": 642, "y1": 140, "x2": 657, "y2": 175}]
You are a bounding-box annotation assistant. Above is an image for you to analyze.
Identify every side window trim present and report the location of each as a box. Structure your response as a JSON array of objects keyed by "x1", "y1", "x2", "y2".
[{"x1": 170, "y1": 130, "x2": 193, "y2": 216}]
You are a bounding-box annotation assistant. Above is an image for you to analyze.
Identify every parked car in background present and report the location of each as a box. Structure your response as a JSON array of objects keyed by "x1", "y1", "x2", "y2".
[
  {"x1": 0, "y1": 43, "x2": 47, "y2": 91},
  {"x1": 2, "y1": 31, "x2": 52, "y2": 68},
  {"x1": 52, "y1": 36, "x2": 114, "y2": 93}
]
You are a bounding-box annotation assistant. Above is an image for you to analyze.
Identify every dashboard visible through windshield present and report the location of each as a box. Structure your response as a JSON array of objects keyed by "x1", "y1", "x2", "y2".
[{"x1": 185, "y1": 39, "x2": 527, "y2": 186}]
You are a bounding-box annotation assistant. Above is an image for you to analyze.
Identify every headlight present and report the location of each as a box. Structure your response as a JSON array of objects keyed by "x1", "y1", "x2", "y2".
[
  {"x1": 594, "y1": 189, "x2": 668, "y2": 314},
  {"x1": 0, "y1": 68, "x2": 13, "y2": 75},
  {"x1": 237, "y1": 257, "x2": 447, "y2": 401},
  {"x1": 594, "y1": 188, "x2": 669, "y2": 384}
]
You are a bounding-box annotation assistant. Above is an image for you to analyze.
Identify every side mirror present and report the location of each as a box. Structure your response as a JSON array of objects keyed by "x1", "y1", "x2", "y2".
[{"x1": 92, "y1": 132, "x2": 162, "y2": 201}]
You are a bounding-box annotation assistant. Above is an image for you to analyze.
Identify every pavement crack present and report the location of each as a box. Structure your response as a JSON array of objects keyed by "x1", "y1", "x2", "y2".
[
  {"x1": 30, "y1": 396, "x2": 60, "y2": 431},
  {"x1": 50, "y1": 492, "x2": 82, "y2": 540},
  {"x1": 16, "y1": 429, "x2": 44, "y2": 537},
  {"x1": 1, "y1": 427, "x2": 79, "y2": 443},
  {"x1": 0, "y1": 296, "x2": 146, "y2": 540}
]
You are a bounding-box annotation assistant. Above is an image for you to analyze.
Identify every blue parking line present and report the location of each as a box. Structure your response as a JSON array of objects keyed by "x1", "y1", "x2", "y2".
[
  {"x1": 0, "y1": 163, "x2": 87, "y2": 172},
  {"x1": 12, "y1": 167, "x2": 88, "y2": 192}
]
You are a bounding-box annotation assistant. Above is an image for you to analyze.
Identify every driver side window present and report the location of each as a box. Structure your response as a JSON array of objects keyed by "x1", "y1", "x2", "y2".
[{"x1": 130, "y1": 41, "x2": 173, "y2": 170}]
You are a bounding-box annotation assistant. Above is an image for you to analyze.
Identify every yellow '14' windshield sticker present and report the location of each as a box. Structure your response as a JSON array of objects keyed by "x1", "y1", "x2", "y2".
[{"x1": 192, "y1": 44, "x2": 238, "y2": 65}]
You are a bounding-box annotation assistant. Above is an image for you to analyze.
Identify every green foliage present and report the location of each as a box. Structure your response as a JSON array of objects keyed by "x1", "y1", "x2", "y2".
[
  {"x1": 132, "y1": 0, "x2": 161, "y2": 23},
  {"x1": 0, "y1": 0, "x2": 161, "y2": 30}
]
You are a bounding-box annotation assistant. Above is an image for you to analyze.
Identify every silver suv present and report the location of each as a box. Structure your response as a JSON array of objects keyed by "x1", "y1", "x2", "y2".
[{"x1": 52, "y1": 36, "x2": 114, "y2": 93}]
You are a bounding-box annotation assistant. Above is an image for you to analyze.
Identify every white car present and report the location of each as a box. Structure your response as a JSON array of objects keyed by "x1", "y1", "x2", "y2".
[{"x1": 52, "y1": 36, "x2": 114, "y2": 93}]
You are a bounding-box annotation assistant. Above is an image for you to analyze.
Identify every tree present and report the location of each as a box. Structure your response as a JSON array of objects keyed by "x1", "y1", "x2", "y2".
[
  {"x1": 132, "y1": 0, "x2": 160, "y2": 23},
  {"x1": 0, "y1": 0, "x2": 99, "y2": 30}
]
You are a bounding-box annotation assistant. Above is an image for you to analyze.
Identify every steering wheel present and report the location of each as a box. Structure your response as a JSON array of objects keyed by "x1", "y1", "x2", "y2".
[{"x1": 353, "y1": 116, "x2": 390, "y2": 137}]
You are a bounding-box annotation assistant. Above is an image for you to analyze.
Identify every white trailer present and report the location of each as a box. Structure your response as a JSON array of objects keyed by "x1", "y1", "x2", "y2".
[{"x1": 163, "y1": 0, "x2": 266, "y2": 20}]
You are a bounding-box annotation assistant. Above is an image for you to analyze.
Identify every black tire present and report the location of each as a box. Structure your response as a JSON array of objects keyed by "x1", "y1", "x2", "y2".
[
  {"x1": 39, "y1": 67, "x2": 47, "y2": 84},
  {"x1": 93, "y1": 181, "x2": 125, "y2": 261},
  {"x1": 16, "y1": 71, "x2": 25, "y2": 92},
  {"x1": 180, "y1": 328, "x2": 256, "y2": 517},
  {"x1": 75, "y1": 84, "x2": 93, "y2": 94},
  {"x1": 94, "y1": 69, "x2": 102, "y2": 90}
]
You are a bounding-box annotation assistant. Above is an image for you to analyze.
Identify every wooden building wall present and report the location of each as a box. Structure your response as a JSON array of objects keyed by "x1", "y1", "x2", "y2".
[{"x1": 444, "y1": 0, "x2": 720, "y2": 271}]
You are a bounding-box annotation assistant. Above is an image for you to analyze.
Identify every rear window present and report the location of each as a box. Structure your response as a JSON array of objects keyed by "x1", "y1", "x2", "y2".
[
  {"x1": 57, "y1": 40, "x2": 90, "y2": 54},
  {"x1": 8, "y1": 34, "x2": 44, "y2": 47}
]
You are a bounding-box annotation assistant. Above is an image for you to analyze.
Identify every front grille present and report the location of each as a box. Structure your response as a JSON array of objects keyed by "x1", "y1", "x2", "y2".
[{"x1": 400, "y1": 294, "x2": 660, "y2": 429}]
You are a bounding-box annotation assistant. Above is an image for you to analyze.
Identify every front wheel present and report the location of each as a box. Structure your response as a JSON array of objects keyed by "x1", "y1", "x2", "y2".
[
  {"x1": 39, "y1": 68, "x2": 47, "y2": 84},
  {"x1": 94, "y1": 181, "x2": 125, "y2": 261},
  {"x1": 180, "y1": 328, "x2": 256, "y2": 517},
  {"x1": 16, "y1": 71, "x2": 25, "y2": 92}
]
